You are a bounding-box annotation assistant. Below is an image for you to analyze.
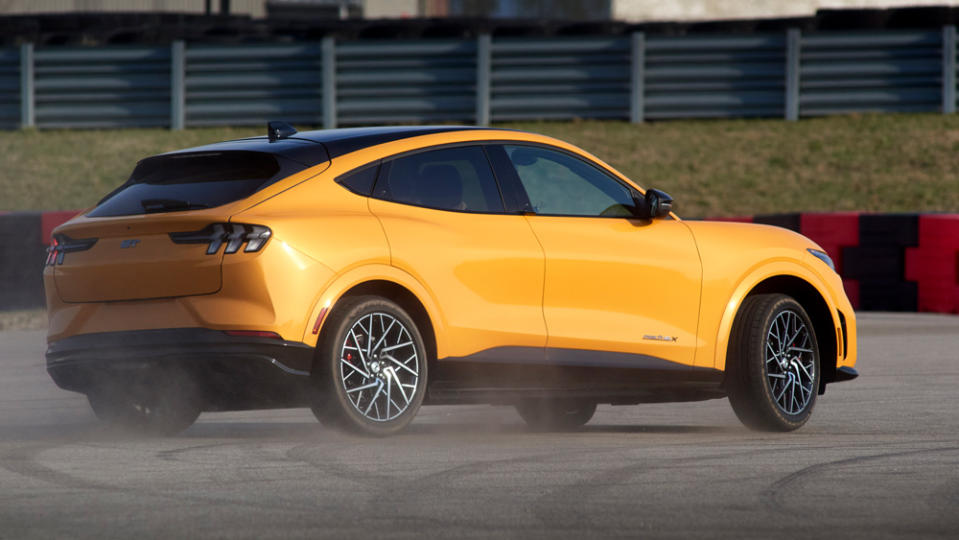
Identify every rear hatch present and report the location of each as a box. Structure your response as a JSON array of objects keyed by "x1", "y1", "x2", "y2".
[
  {"x1": 54, "y1": 213, "x2": 228, "y2": 302},
  {"x1": 52, "y1": 147, "x2": 319, "y2": 303}
]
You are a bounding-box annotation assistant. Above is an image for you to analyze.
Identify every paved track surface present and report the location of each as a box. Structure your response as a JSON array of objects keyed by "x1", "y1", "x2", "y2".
[{"x1": 1, "y1": 313, "x2": 957, "y2": 539}]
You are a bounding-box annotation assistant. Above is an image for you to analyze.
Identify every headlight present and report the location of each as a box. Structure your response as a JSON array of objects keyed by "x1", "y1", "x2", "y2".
[{"x1": 807, "y1": 248, "x2": 836, "y2": 272}]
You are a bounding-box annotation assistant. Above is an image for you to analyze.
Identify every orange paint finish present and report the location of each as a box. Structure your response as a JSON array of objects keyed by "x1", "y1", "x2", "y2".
[{"x1": 45, "y1": 127, "x2": 856, "y2": 382}]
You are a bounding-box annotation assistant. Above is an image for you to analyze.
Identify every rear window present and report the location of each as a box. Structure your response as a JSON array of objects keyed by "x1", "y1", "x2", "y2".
[{"x1": 88, "y1": 151, "x2": 302, "y2": 217}]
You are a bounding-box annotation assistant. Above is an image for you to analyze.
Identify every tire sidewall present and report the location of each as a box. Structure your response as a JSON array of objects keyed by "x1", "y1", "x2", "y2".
[{"x1": 751, "y1": 297, "x2": 821, "y2": 429}]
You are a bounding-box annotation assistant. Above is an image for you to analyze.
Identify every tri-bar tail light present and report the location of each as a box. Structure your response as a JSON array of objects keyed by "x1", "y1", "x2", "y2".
[
  {"x1": 46, "y1": 234, "x2": 98, "y2": 266},
  {"x1": 169, "y1": 223, "x2": 272, "y2": 255}
]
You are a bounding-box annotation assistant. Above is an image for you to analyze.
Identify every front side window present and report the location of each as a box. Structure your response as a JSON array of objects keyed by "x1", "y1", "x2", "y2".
[
  {"x1": 375, "y1": 146, "x2": 504, "y2": 213},
  {"x1": 503, "y1": 145, "x2": 637, "y2": 217}
]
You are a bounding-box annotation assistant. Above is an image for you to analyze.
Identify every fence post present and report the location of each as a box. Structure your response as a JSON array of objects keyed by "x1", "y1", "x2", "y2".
[
  {"x1": 322, "y1": 36, "x2": 337, "y2": 129},
  {"x1": 19, "y1": 43, "x2": 34, "y2": 128},
  {"x1": 943, "y1": 26, "x2": 956, "y2": 114},
  {"x1": 476, "y1": 34, "x2": 491, "y2": 126},
  {"x1": 630, "y1": 31, "x2": 644, "y2": 124},
  {"x1": 785, "y1": 28, "x2": 801, "y2": 121},
  {"x1": 171, "y1": 41, "x2": 185, "y2": 130}
]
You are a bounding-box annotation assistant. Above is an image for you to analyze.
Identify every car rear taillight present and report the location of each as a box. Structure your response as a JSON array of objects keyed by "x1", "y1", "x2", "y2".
[
  {"x1": 46, "y1": 234, "x2": 98, "y2": 266},
  {"x1": 169, "y1": 223, "x2": 272, "y2": 255}
]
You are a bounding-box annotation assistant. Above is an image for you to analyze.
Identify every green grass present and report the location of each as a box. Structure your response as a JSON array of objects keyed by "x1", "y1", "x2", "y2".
[{"x1": 3, "y1": 114, "x2": 959, "y2": 217}]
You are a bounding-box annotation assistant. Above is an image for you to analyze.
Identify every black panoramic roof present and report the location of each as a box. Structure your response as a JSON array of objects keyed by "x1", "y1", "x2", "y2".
[
  {"x1": 160, "y1": 125, "x2": 490, "y2": 168},
  {"x1": 290, "y1": 125, "x2": 490, "y2": 158}
]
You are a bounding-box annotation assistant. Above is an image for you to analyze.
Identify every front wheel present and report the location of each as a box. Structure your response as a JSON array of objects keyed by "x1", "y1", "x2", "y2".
[
  {"x1": 726, "y1": 294, "x2": 821, "y2": 432},
  {"x1": 515, "y1": 399, "x2": 597, "y2": 431},
  {"x1": 311, "y1": 296, "x2": 428, "y2": 436}
]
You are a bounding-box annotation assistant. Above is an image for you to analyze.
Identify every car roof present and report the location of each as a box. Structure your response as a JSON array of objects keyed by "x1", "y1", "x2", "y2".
[
  {"x1": 288, "y1": 125, "x2": 491, "y2": 158},
  {"x1": 159, "y1": 125, "x2": 494, "y2": 168}
]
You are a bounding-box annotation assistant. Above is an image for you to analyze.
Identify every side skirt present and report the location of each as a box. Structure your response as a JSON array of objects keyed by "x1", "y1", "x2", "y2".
[{"x1": 428, "y1": 346, "x2": 725, "y2": 405}]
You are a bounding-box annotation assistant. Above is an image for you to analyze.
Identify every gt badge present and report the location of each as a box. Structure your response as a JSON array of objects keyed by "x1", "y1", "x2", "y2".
[{"x1": 643, "y1": 335, "x2": 678, "y2": 342}]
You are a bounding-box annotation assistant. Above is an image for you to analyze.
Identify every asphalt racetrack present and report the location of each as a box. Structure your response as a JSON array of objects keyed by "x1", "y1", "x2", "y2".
[{"x1": 1, "y1": 313, "x2": 957, "y2": 539}]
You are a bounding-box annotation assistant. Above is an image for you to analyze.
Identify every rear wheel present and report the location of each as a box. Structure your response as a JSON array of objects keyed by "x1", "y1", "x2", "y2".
[
  {"x1": 515, "y1": 399, "x2": 597, "y2": 431},
  {"x1": 311, "y1": 296, "x2": 428, "y2": 436},
  {"x1": 726, "y1": 294, "x2": 820, "y2": 432},
  {"x1": 87, "y1": 368, "x2": 202, "y2": 436}
]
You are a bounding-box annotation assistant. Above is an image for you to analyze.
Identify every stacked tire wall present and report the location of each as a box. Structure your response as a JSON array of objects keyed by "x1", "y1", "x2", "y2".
[
  {"x1": 719, "y1": 213, "x2": 959, "y2": 313},
  {"x1": 1, "y1": 211, "x2": 957, "y2": 314}
]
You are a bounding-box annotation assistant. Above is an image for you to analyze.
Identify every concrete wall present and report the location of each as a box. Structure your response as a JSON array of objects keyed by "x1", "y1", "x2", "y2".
[
  {"x1": 0, "y1": 0, "x2": 268, "y2": 17},
  {"x1": 613, "y1": 0, "x2": 959, "y2": 22},
  {"x1": 363, "y1": 0, "x2": 419, "y2": 18}
]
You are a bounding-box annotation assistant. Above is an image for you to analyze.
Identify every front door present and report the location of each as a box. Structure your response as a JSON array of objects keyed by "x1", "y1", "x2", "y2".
[{"x1": 494, "y1": 144, "x2": 702, "y2": 369}]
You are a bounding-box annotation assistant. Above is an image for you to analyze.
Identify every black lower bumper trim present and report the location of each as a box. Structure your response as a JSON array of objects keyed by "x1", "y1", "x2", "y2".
[
  {"x1": 835, "y1": 366, "x2": 859, "y2": 382},
  {"x1": 46, "y1": 328, "x2": 316, "y2": 410}
]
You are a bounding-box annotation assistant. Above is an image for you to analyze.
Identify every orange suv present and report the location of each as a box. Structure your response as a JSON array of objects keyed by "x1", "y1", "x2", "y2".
[{"x1": 44, "y1": 124, "x2": 857, "y2": 435}]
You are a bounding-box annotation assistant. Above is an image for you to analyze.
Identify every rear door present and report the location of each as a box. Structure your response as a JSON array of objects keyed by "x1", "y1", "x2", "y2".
[
  {"x1": 52, "y1": 150, "x2": 297, "y2": 303},
  {"x1": 367, "y1": 145, "x2": 547, "y2": 359}
]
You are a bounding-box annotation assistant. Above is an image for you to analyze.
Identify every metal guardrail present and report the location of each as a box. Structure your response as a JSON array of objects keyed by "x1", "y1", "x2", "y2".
[
  {"x1": 800, "y1": 30, "x2": 944, "y2": 116},
  {"x1": 337, "y1": 38, "x2": 478, "y2": 125},
  {"x1": 646, "y1": 34, "x2": 788, "y2": 119},
  {"x1": 490, "y1": 36, "x2": 630, "y2": 122},
  {"x1": 185, "y1": 42, "x2": 325, "y2": 127},
  {"x1": 0, "y1": 47, "x2": 20, "y2": 129},
  {"x1": 6, "y1": 27, "x2": 959, "y2": 129},
  {"x1": 34, "y1": 45, "x2": 171, "y2": 129}
]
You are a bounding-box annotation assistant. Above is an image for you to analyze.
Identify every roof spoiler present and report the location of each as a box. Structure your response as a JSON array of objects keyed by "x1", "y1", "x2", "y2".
[{"x1": 268, "y1": 121, "x2": 297, "y2": 143}]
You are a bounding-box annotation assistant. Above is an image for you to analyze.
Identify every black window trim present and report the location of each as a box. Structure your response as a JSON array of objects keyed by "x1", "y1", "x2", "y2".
[{"x1": 330, "y1": 139, "x2": 648, "y2": 219}]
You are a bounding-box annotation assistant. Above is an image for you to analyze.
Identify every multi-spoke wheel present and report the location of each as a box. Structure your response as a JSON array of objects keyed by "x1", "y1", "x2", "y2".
[
  {"x1": 515, "y1": 399, "x2": 597, "y2": 431},
  {"x1": 311, "y1": 296, "x2": 427, "y2": 436},
  {"x1": 726, "y1": 293, "x2": 821, "y2": 432}
]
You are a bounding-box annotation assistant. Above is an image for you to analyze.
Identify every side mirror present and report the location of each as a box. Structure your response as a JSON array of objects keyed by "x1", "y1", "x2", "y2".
[{"x1": 636, "y1": 188, "x2": 673, "y2": 219}]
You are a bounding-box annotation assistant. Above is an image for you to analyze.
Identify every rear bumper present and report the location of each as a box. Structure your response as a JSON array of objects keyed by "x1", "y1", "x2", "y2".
[{"x1": 46, "y1": 328, "x2": 317, "y2": 411}]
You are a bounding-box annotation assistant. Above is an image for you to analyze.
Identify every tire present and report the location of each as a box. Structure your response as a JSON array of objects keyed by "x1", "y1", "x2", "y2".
[
  {"x1": 311, "y1": 296, "x2": 428, "y2": 436},
  {"x1": 726, "y1": 294, "x2": 821, "y2": 432},
  {"x1": 515, "y1": 399, "x2": 597, "y2": 431},
  {"x1": 87, "y1": 367, "x2": 202, "y2": 436}
]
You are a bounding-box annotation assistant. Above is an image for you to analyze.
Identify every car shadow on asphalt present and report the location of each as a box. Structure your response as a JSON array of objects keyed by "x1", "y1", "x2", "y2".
[{"x1": 0, "y1": 420, "x2": 734, "y2": 444}]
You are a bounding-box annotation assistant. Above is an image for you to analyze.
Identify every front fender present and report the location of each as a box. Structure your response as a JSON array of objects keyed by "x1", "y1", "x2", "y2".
[{"x1": 709, "y1": 258, "x2": 844, "y2": 372}]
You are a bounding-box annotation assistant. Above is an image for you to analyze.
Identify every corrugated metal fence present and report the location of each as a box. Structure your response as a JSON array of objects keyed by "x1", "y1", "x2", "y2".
[
  {"x1": 0, "y1": 47, "x2": 20, "y2": 129},
  {"x1": 4, "y1": 27, "x2": 959, "y2": 129}
]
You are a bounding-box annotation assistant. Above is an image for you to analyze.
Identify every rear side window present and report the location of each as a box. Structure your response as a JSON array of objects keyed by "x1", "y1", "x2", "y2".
[
  {"x1": 373, "y1": 146, "x2": 504, "y2": 213},
  {"x1": 336, "y1": 163, "x2": 380, "y2": 196},
  {"x1": 88, "y1": 151, "x2": 300, "y2": 217}
]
